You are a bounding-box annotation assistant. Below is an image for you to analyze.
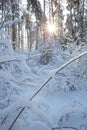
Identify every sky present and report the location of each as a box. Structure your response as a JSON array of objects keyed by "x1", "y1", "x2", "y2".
[{"x1": 39, "y1": 0, "x2": 44, "y2": 10}]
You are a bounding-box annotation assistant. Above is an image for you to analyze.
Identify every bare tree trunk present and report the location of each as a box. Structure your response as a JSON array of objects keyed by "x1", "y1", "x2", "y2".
[
  {"x1": 11, "y1": 0, "x2": 16, "y2": 50},
  {"x1": 82, "y1": 0, "x2": 85, "y2": 37},
  {"x1": 35, "y1": 27, "x2": 38, "y2": 49},
  {"x1": 43, "y1": 0, "x2": 45, "y2": 44},
  {"x1": 2, "y1": 0, "x2": 5, "y2": 20},
  {"x1": 70, "y1": 1, "x2": 73, "y2": 37},
  {"x1": 27, "y1": 29, "x2": 30, "y2": 49},
  {"x1": 17, "y1": 23, "x2": 21, "y2": 49},
  {"x1": 29, "y1": 27, "x2": 32, "y2": 51},
  {"x1": 51, "y1": 0, "x2": 54, "y2": 24},
  {"x1": 49, "y1": 0, "x2": 51, "y2": 23}
]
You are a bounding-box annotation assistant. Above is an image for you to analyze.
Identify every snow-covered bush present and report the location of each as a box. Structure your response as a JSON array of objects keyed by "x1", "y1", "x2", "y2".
[
  {"x1": 0, "y1": 29, "x2": 32, "y2": 109},
  {"x1": 40, "y1": 48, "x2": 53, "y2": 65},
  {"x1": 0, "y1": 29, "x2": 14, "y2": 55},
  {"x1": 57, "y1": 112, "x2": 87, "y2": 130},
  {"x1": 76, "y1": 55, "x2": 87, "y2": 79}
]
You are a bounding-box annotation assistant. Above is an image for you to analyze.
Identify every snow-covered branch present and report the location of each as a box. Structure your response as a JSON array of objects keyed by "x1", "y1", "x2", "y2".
[
  {"x1": 51, "y1": 51, "x2": 87, "y2": 76},
  {"x1": 52, "y1": 126, "x2": 78, "y2": 130}
]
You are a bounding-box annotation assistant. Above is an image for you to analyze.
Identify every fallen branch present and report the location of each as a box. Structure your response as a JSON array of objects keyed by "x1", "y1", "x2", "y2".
[
  {"x1": 0, "y1": 55, "x2": 28, "y2": 64},
  {"x1": 8, "y1": 51, "x2": 87, "y2": 130}
]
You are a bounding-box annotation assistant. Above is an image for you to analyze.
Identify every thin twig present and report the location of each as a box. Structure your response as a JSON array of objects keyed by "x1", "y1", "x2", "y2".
[
  {"x1": 1, "y1": 115, "x2": 8, "y2": 125},
  {"x1": 8, "y1": 51, "x2": 87, "y2": 130}
]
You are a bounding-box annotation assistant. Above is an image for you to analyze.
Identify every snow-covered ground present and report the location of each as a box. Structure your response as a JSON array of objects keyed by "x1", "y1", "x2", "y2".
[{"x1": 0, "y1": 30, "x2": 87, "y2": 130}]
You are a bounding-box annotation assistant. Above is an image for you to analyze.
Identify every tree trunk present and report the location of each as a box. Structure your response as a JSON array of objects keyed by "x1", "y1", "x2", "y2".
[
  {"x1": 29, "y1": 27, "x2": 32, "y2": 51},
  {"x1": 11, "y1": 0, "x2": 16, "y2": 50},
  {"x1": 36, "y1": 26, "x2": 38, "y2": 49},
  {"x1": 43, "y1": 0, "x2": 45, "y2": 44}
]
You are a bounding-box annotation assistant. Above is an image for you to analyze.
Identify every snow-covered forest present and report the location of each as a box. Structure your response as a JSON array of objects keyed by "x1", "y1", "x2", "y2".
[{"x1": 0, "y1": 0, "x2": 87, "y2": 130}]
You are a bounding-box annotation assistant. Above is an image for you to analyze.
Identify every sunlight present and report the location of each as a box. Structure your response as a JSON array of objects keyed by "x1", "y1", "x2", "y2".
[{"x1": 47, "y1": 23, "x2": 56, "y2": 34}]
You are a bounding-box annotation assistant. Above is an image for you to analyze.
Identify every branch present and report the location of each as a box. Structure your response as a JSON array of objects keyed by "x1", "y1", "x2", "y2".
[
  {"x1": 51, "y1": 51, "x2": 87, "y2": 76},
  {"x1": 8, "y1": 51, "x2": 87, "y2": 130},
  {"x1": 0, "y1": 2, "x2": 17, "y2": 29},
  {"x1": 61, "y1": 34, "x2": 74, "y2": 42},
  {"x1": 0, "y1": 55, "x2": 28, "y2": 64},
  {"x1": 0, "y1": 7, "x2": 11, "y2": 29},
  {"x1": 52, "y1": 126, "x2": 78, "y2": 130},
  {"x1": 0, "y1": 54, "x2": 41, "y2": 64}
]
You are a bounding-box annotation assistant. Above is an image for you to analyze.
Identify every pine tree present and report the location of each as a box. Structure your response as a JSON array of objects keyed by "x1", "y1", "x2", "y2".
[{"x1": 66, "y1": 0, "x2": 85, "y2": 43}]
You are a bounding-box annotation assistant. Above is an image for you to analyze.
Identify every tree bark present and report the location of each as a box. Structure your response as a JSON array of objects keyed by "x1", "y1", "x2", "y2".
[{"x1": 11, "y1": 0, "x2": 16, "y2": 50}]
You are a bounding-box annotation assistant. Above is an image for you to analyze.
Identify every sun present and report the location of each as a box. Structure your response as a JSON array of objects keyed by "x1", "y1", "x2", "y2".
[{"x1": 47, "y1": 23, "x2": 56, "y2": 34}]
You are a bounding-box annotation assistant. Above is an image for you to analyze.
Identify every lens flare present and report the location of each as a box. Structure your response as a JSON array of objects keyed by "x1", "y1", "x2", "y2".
[{"x1": 47, "y1": 23, "x2": 56, "y2": 33}]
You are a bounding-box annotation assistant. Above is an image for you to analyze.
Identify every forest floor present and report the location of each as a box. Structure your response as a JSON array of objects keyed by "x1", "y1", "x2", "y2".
[{"x1": 0, "y1": 43, "x2": 87, "y2": 130}]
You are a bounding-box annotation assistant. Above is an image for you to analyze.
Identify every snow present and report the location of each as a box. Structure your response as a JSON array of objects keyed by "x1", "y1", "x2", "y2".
[
  {"x1": 0, "y1": 30, "x2": 87, "y2": 130},
  {"x1": 4, "y1": 19, "x2": 22, "y2": 27},
  {"x1": 0, "y1": 29, "x2": 14, "y2": 55}
]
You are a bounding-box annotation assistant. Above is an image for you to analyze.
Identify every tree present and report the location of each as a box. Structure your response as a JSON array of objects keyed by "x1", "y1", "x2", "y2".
[
  {"x1": 26, "y1": 0, "x2": 46, "y2": 50},
  {"x1": 0, "y1": 0, "x2": 22, "y2": 50},
  {"x1": 66, "y1": 0, "x2": 85, "y2": 42}
]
